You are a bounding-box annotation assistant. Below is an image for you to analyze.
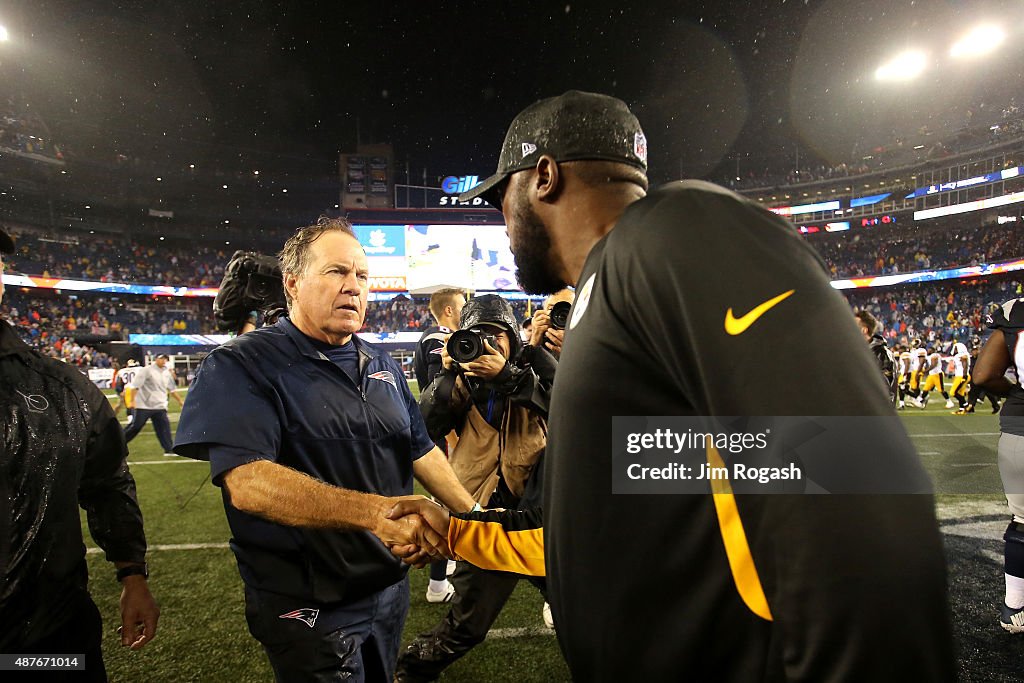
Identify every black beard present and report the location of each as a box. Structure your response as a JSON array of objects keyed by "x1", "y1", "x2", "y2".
[{"x1": 509, "y1": 193, "x2": 568, "y2": 295}]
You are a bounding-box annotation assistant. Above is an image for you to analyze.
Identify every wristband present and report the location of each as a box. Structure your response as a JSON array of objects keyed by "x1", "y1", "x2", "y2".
[{"x1": 116, "y1": 564, "x2": 149, "y2": 582}]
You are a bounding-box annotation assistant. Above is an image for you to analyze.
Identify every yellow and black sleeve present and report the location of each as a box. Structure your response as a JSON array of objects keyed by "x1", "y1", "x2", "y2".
[{"x1": 448, "y1": 507, "x2": 546, "y2": 577}]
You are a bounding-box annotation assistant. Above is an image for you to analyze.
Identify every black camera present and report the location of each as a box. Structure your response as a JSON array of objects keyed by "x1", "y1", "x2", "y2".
[
  {"x1": 213, "y1": 251, "x2": 287, "y2": 332},
  {"x1": 549, "y1": 301, "x2": 572, "y2": 330},
  {"x1": 447, "y1": 329, "x2": 498, "y2": 363},
  {"x1": 244, "y1": 256, "x2": 284, "y2": 302}
]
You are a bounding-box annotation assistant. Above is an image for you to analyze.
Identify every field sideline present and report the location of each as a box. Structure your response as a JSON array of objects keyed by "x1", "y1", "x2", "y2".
[{"x1": 81, "y1": 386, "x2": 1023, "y2": 681}]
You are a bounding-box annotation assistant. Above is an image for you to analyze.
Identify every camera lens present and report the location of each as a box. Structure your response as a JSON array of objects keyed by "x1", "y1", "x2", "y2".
[
  {"x1": 549, "y1": 301, "x2": 571, "y2": 330},
  {"x1": 448, "y1": 330, "x2": 483, "y2": 363},
  {"x1": 249, "y1": 276, "x2": 272, "y2": 299}
]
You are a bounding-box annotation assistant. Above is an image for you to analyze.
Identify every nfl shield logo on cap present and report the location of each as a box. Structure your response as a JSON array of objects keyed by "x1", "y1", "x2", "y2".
[{"x1": 634, "y1": 132, "x2": 648, "y2": 164}]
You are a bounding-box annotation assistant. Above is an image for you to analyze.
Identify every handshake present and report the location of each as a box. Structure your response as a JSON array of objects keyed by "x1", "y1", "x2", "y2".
[{"x1": 373, "y1": 497, "x2": 455, "y2": 569}]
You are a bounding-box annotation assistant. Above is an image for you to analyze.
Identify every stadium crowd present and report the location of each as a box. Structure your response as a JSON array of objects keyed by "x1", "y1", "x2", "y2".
[
  {"x1": 846, "y1": 277, "x2": 1023, "y2": 344},
  {"x1": 3, "y1": 226, "x2": 234, "y2": 287},
  {"x1": 0, "y1": 289, "x2": 537, "y2": 345},
  {"x1": 728, "y1": 100, "x2": 1024, "y2": 190},
  {"x1": 816, "y1": 220, "x2": 1024, "y2": 278},
  {"x1": 0, "y1": 97, "x2": 63, "y2": 160},
  {"x1": 6, "y1": 215, "x2": 1023, "y2": 292},
  {"x1": 1, "y1": 291, "x2": 213, "y2": 345},
  {"x1": 3, "y1": 276, "x2": 1020, "y2": 368}
]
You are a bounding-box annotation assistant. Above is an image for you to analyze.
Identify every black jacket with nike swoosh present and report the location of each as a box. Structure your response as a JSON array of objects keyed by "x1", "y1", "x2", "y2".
[
  {"x1": 0, "y1": 319, "x2": 147, "y2": 650},
  {"x1": 447, "y1": 181, "x2": 955, "y2": 682}
]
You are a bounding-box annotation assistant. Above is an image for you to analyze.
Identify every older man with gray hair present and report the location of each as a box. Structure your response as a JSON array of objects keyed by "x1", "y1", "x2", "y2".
[{"x1": 175, "y1": 216, "x2": 474, "y2": 682}]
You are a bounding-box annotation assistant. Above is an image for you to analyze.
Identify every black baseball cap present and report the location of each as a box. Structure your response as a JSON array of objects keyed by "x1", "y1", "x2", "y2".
[
  {"x1": 459, "y1": 90, "x2": 648, "y2": 209},
  {"x1": 0, "y1": 227, "x2": 13, "y2": 253}
]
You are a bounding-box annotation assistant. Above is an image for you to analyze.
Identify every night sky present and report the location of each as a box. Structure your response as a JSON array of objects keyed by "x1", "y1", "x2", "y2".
[{"x1": 2, "y1": 0, "x2": 1022, "y2": 188}]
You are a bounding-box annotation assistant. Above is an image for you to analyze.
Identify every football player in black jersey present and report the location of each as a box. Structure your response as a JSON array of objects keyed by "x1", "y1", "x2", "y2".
[
  {"x1": 965, "y1": 336, "x2": 1002, "y2": 414},
  {"x1": 390, "y1": 90, "x2": 954, "y2": 682},
  {"x1": 855, "y1": 310, "x2": 897, "y2": 404},
  {"x1": 975, "y1": 298, "x2": 1024, "y2": 632}
]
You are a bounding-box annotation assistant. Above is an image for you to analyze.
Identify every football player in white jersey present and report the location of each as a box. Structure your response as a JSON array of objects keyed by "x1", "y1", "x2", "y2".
[
  {"x1": 919, "y1": 347, "x2": 952, "y2": 409},
  {"x1": 907, "y1": 341, "x2": 928, "y2": 407},
  {"x1": 949, "y1": 341, "x2": 972, "y2": 414},
  {"x1": 897, "y1": 348, "x2": 912, "y2": 409}
]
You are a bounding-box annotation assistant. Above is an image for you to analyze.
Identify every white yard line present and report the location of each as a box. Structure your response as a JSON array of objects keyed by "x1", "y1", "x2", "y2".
[
  {"x1": 119, "y1": 413, "x2": 182, "y2": 427},
  {"x1": 935, "y1": 499, "x2": 1007, "y2": 520},
  {"x1": 86, "y1": 542, "x2": 228, "y2": 555},
  {"x1": 128, "y1": 459, "x2": 204, "y2": 465},
  {"x1": 910, "y1": 432, "x2": 1000, "y2": 437},
  {"x1": 486, "y1": 627, "x2": 556, "y2": 639}
]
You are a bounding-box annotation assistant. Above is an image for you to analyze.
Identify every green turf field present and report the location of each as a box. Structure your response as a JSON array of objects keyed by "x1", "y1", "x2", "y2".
[{"x1": 82, "y1": 387, "x2": 1010, "y2": 681}]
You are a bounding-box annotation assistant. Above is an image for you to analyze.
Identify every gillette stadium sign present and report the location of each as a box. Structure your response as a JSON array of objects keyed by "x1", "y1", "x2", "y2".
[{"x1": 439, "y1": 175, "x2": 489, "y2": 207}]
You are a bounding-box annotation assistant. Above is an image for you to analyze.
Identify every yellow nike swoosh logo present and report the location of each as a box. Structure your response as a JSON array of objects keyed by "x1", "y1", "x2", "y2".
[{"x1": 724, "y1": 289, "x2": 795, "y2": 336}]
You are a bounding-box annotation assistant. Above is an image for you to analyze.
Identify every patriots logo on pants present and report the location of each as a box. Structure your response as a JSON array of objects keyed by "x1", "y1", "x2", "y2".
[
  {"x1": 368, "y1": 370, "x2": 397, "y2": 388},
  {"x1": 279, "y1": 608, "x2": 319, "y2": 628}
]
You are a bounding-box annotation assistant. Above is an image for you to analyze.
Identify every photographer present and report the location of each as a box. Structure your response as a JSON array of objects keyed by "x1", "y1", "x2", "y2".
[
  {"x1": 413, "y1": 287, "x2": 467, "y2": 604},
  {"x1": 395, "y1": 294, "x2": 556, "y2": 682},
  {"x1": 529, "y1": 288, "x2": 574, "y2": 357},
  {"x1": 212, "y1": 250, "x2": 288, "y2": 335}
]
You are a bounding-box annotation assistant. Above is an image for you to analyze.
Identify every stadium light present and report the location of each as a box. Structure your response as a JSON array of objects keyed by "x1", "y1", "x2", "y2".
[
  {"x1": 0, "y1": 25, "x2": 8, "y2": 42},
  {"x1": 875, "y1": 50, "x2": 928, "y2": 81},
  {"x1": 950, "y1": 25, "x2": 1005, "y2": 59}
]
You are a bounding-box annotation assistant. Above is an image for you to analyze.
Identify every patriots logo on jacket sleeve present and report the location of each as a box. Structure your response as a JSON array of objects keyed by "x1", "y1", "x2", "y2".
[
  {"x1": 278, "y1": 608, "x2": 319, "y2": 628},
  {"x1": 368, "y1": 370, "x2": 397, "y2": 388}
]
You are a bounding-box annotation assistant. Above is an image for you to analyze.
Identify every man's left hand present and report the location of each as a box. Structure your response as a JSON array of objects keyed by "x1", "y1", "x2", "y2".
[
  {"x1": 460, "y1": 340, "x2": 506, "y2": 380},
  {"x1": 119, "y1": 576, "x2": 160, "y2": 650},
  {"x1": 544, "y1": 328, "x2": 564, "y2": 355}
]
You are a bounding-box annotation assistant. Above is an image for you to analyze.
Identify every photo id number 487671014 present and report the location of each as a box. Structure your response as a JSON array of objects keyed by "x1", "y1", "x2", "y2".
[{"x1": 2, "y1": 656, "x2": 84, "y2": 671}]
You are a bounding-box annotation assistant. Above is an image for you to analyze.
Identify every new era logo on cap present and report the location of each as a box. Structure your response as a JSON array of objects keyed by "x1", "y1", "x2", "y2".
[{"x1": 522, "y1": 142, "x2": 538, "y2": 158}]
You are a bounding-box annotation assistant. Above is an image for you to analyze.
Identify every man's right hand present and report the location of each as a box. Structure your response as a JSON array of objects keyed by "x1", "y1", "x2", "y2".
[
  {"x1": 385, "y1": 498, "x2": 453, "y2": 567},
  {"x1": 373, "y1": 499, "x2": 448, "y2": 564},
  {"x1": 530, "y1": 310, "x2": 551, "y2": 347}
]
